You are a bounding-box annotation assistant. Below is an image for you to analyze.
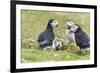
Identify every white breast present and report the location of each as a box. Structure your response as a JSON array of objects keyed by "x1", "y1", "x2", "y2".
[{"x1": 66, "y1": 30, "x2": 75, "y2": 43}]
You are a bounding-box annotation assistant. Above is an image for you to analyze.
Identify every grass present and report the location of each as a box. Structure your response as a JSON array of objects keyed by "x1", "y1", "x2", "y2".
[
  {"x1": 21, "y1": 48, "x2": 90, "y2": 62},
  {"x1": 21, "y1": 10, "x2": 90, "y2": 63}
]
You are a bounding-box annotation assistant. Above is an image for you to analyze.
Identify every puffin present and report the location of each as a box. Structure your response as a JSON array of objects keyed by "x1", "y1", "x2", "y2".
[
  {"x1": 38, "y1": 19, "x2": 58, "y2": 49},
  {"x1": 66, "y1": 20, "x2": 90, "y2": 51}
]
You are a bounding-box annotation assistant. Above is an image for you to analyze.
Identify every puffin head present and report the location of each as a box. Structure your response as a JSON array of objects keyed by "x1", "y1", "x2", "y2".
[
  {"x1": 66, "y1": 20, "x2": 74, "y2": 29},
  {"x1": 48, "y1": 19, "x2": 58, "y2": 27},
  {"x1": 66, "y1": 20, "x2": 79, "y2": 32}
]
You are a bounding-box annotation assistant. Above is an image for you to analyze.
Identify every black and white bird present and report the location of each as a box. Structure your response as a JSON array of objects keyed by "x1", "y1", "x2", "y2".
[
  {"x1": 38, "y1": 19, "x2": 58, "y2": 50},
  {"x1": 66, "y1": 20, "x2": 90, "y2": 51},
  {"x1": 52, "y1": 37, "x2": 63, "y2": 51}
]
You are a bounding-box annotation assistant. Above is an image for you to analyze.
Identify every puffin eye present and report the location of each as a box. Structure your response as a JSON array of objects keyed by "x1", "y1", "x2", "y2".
[{"x1": 54, "y1": 21, "x2": 57, "y2": 23}]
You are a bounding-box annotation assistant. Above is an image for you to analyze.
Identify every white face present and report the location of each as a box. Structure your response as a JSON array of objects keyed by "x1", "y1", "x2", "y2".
[
  {"x1": 51, "y1": 20, "x2": 58, "y2": 27},
  {"x1": 66, "y1": 20, "x2": 74, "y2": 27},
  {"x1": 69, "y1": 25, "x2": 79, "y2": 32}
]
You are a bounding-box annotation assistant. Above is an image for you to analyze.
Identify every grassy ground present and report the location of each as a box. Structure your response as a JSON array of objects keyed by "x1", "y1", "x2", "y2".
[
  {"x1": 21, "y1": 48, "x2": 90, "y2": 62},
  {"x1": 21, "y1": 10, "x2": 90, "y2": 63}
]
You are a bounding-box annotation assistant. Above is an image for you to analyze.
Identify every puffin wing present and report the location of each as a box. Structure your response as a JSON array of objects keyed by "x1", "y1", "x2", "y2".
[
  {"x1": 38, "y1": 31, "x2": 54, "y2": 41},
  {"x1": 75, "y1": 31, "x2": 90, "y2": 48},
  {"x1": 38, "y1": 31, "x2": 54, "y2": 48},
  {"x1": 39, "y1": 39, "x2": 51, "y2": 45}
]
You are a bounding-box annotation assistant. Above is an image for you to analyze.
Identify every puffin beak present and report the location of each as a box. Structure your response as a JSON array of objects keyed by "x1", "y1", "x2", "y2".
[
  {"x1": 67, "y1": 26, "x2": 71, "y2": 29},
  {"x1": 56, "y1": 25, "x2": 58, "y2": 27}
]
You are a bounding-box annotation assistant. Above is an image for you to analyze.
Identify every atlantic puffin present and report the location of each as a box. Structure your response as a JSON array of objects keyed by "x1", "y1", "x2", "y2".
[
  {"x1": 38, "y1": 19, "x2": 58, "y2": 49},
  {"x1": 66, "y1": 20, "x2": 90, "y2": 51}
]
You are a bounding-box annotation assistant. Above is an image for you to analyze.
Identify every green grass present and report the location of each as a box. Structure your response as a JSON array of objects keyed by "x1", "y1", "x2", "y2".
[
  {"x1": 21, "y1": 48, "x2": 90, "y2": 62},
  {"x1": 21, "y1": 10, "x2": 90, "y2": 63}
]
